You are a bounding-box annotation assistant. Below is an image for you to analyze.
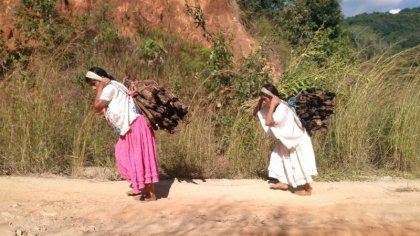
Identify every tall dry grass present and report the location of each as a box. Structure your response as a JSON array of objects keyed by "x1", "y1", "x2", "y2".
[
  {"x1": 0, "y1": 6, "x2": 418, "y2": 179},
  {"x1": 312, "y1": 48, "x2": 420, "y2": 174},
  {"x1": 0, "y1": 26, "x2": 221, "y2": 177},
  {"x1": 157, "y1": 104, "x2": 271, "y2": 179},
  {"x1": 1, "y1": 44, "x2": 419, "y2": 178},
  {"x1": 0, "y1": 56, "x2": 115, "y2": 175}
]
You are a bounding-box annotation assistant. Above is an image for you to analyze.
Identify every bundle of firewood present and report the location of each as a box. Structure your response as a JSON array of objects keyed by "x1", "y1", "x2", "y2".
[
  {"x1": 289, "y1": 89, "x2": 336, "y2": 135},
  {"x1": 123, "y1": 79, "x2": 189, "y2": 133}
]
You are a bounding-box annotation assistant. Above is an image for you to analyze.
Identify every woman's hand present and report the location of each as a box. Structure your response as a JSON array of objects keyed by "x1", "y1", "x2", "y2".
[
  {"x1": 99, "y1": 77, "x2": 111, "y2": 88},
  {"x1": 92, "y1": 77, "x2": 111, "y2": 113},
  {"x1": 271, "y1": 96, "x2": 280, "y2": 105},
  {"x1": 93, "y1": 77, "x2": 110, "y2": 94},
  {"x1": 265, "y1": 96, "x2": 280, "y2": 127},
  {"x1": 265, "y1": 116, "x2": 275, "y2": 126}
]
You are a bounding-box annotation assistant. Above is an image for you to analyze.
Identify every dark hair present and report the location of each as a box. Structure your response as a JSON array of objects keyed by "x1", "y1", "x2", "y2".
[
  {"x1": 260, "y1": 83, "x2": 280, "y2": 98},
  {"x1": 85, "y1": 66, "x2": 115, "y2": 83}
]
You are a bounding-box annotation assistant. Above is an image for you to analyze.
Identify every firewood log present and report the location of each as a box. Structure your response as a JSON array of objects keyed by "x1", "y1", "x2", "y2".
[
  {"x1": 288, "y1": 89, "x2": 336, "y2": 135},
  {"x1": 156, "y1": 91, "x2": 171, "y2": 105},
  {"x1": 124, "y1": 79, "x2": 189, "y2": 133}
]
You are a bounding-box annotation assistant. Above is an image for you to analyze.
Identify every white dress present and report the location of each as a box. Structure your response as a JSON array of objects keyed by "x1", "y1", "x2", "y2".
[{"x1": 258, "y1": 102, "x2": 317, "y2": 187}]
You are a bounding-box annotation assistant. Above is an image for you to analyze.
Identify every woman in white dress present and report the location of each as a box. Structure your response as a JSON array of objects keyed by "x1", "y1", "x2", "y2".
[{"x1": 254, "y1": 83, "x2": 317, "y2": 196}]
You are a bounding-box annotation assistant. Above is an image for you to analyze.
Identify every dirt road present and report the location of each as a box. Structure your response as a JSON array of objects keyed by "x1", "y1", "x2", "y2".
[{"x1": 0, "y1": 176, "x2": 419, "y2": 235}]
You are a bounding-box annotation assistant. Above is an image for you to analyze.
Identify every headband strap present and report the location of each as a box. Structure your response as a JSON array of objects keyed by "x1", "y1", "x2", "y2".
[
  {"x1": 85, "y1": 71, "x2": 103, "y2": 81},
  {"x1": 261, "y1": 87, "x2": 275, "y2": 97}
]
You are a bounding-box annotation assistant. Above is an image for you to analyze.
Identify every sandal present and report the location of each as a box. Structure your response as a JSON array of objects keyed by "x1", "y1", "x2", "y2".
[{"x1": 126, "y1": 190, "x2": 141, "y2": 196}]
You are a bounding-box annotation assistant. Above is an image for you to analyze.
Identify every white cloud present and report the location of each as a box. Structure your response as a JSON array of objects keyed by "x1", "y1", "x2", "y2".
[
  {"x1": 341, "y1": 0, "x2": 403, "y2": 7},
  {"x1": 341, "y1": 0, "x2": 420, "y2": 16},
  {"x1": 389, "y1": 8, "x2": 402, "y2": 14}
]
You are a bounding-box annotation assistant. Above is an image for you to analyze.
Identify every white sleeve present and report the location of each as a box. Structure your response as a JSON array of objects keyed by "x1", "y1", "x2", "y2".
[
  {"x1": 272, "y1": 103, "x2": 289, "y2": 129},
  {"x1": 257, "y1": 110, "x2": 270, "y2": 133},
  {"x1": 100, "y1": 85, "x2": 117, "y2": 101},
  {"x1": 270, "y1": 103, "x2": 305, "y2": 149}
]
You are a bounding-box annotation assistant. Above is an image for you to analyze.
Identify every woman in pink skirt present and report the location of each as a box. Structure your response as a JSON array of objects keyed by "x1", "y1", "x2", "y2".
[{"x1": 85, "y1": 67, "x2": 159, "y2": 201}]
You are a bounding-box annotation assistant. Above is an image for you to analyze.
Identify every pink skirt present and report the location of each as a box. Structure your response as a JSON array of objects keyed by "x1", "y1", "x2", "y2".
[{"x1": 115, "y1": 115, "x2": 159, "y2": 193}]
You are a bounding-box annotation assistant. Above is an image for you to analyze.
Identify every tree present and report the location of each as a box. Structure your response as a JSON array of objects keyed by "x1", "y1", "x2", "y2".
[
  {"x1": 344, "y1": 7, "x2": 420, "y2": 52},
  {"x1": 237, "y1": 0, "x2": 285, "y2": 16},
  {"x1": 281, "y1": 0, "x2": 343, "y2": 45},
  {"x1": 236, "y1": 0, "x2": 285, "y2": 25},
  {"x1": 305, "y1": 0, "x2": 342, "y2": 32}
]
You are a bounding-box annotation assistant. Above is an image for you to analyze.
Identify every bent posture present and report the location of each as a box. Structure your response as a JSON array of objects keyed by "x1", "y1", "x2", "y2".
[
  {"x1": 255, "y1": 83, "x2": 317, "y2": 196},
  {"x1": 85, "y1": 67, "x2": 159, "y2": 201}
]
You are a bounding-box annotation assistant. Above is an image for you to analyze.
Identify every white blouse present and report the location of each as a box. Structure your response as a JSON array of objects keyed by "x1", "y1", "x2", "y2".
[
  {"x1": 257, "y1": 101, "x2": 305, "y2": 149},
  {"x1": 100, "y1": 81, "x2": 139, "y2": 135}
]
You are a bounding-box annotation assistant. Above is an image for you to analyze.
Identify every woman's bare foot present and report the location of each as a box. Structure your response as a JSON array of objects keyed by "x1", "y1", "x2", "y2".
[
  {"x1": 303, "y1": 183, "x2": 312, "y2": 193},
  {"x1": 140, "y1": 192, "x2": 157, "y2": 201},
  {"x1": 293, "y1": 184, "x2": 312, "y2": 196},
  {"x1": 270, "y1": 182, "x2": 289, "y2": 190},
  {"x1": 137, "y1": 183, "x2": 157, "y2": 201},
  {"x1": 294, "y1": 189, "x2": 311, "y2": 196}
]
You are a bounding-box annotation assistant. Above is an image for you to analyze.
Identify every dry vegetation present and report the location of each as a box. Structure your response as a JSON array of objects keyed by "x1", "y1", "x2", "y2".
[{"x1": 0, "y1": 1, "x2": 419, "y2": 179}]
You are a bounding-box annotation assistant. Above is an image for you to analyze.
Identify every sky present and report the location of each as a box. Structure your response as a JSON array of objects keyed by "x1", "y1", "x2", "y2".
[{"x1": 341, "y1": 0, "x2": 420, "y2": 17}]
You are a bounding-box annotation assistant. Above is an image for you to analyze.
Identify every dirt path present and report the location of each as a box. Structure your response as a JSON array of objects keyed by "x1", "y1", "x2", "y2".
[{"x1": 0, "y1": 176, "x2": 419, "y2": 236}]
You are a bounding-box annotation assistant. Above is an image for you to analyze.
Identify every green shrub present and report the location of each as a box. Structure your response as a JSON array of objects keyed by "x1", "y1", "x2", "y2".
[{"x1": 0, "y1": 0, "x2": 418, "y2": 179}]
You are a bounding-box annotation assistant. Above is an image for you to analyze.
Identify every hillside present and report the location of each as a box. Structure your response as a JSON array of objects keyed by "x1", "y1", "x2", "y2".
[
  {"x1": 0, "y1": 0, "x2": 259, "y2": 62},
  {"x1": 344, "y1": 7, "x2": 420, "y2": 50},
  {"x1": 1, "y1": 1, "x2": 419, "y2": 180}
]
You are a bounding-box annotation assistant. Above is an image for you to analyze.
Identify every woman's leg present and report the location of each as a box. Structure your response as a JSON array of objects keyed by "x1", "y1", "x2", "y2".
[
  {"x1": 137, "y1": 116, "x2": 159, "y2": 188},
  {"x1": 303, "y1": 183, "x2": 312, "y2": 192},
  {"x1": 268, "y1": 143, "x2": 291, "y2": 190},
  {"x1": 125, "y1": 116, "x2": 159, "y2": 200},
  {"x1": 140, "y1": 183, "x2": 157, "y2": 201},
  {"x1": 115, "y1": 134, "x2": 143, "y2": 195},
  {"x1": 293, "y1": 183, "x2": 312, "y2": 196}
]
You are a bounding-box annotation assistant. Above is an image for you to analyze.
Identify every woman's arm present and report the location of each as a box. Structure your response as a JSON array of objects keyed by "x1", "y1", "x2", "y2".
[
  {"x1": 265, "y1": 96, "x2": 280, "y2": 126},
  {"x1": 93, "y1": 80, "x2": 110, "y2": 113}
]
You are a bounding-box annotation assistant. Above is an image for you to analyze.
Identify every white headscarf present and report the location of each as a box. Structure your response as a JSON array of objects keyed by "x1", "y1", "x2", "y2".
[
  {"x1": 261, "y1": 87, "x2": 275, "y2": 97},
  {"x1": 85, "y1": 71, "x2": 103, "y2": 81},
  {"x1": 86, "y1": 70, "x2": 129, "y2": 93}
]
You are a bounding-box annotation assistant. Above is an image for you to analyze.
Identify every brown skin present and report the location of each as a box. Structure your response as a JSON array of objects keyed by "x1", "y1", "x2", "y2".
[
  {"x1": 126, "y1": 184, "x2": 157, "y2": 201},
  {"x1": 294, "y1": 184, "x2": 312, "y2": 196},
  {"x1": 254, "y1": 95, "x2": 280, "y2": 127},
  {"x1": 270, "y1": 182, "x2": 289, "y2": 190},
  {"x1": 88, "y1": 77, "x2": 157, "y2": 201},
  {"x1": 254, "y1": 94, "x2": 312, "y2": 196},
  {"x1": 265, "y1": 96, "x2": 280, "y2": 127},
  {"x1": 87, "y1": 77, "x2": 111, "y2": 113},
  {"x1": 142, "y1": 184, "x2": 157, "y2": 201}
]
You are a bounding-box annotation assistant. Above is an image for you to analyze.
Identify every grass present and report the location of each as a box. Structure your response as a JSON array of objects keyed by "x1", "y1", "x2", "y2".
[
  {"x1": 0, "y1": 5, "x2": 419, "y2": 180},
  {"x1": 285, "y1": 46, "x2": 420, "y2": 176}
]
